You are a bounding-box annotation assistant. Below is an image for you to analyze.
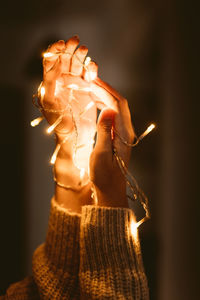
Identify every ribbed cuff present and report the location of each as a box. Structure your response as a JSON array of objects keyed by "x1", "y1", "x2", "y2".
[
  {"x1": 80, "y1": 206, "x2": 137, "y2": 271},
  {"x1": 80, "y1": 205, "x2": 149, "y2": 299},
  {"x1": 32, "y1": 198, "x2": 80, "y2": 299},
  {"x1": 44, "y1": 197, "x2": 80, "y2": 270}
]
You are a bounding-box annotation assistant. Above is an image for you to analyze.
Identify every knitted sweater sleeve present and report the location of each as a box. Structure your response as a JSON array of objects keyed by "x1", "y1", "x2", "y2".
[
  {"x1": 1, "y1": 197, "x2": 81, "y2": 299},
  {"x1": 32, "y1": 197, "x2": 81, "y2": 299},
  {"x1": 79, "y1": 206, "x2": 149, "y2": 300},
  {"x1": 1, "y1": 199, "x2": 149, "y2": 299}
]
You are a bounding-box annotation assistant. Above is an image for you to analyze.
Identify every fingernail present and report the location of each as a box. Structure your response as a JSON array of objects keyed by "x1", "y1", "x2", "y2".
[{"x1": 73, "y1": 35, "x2": 79, "y2": 40}]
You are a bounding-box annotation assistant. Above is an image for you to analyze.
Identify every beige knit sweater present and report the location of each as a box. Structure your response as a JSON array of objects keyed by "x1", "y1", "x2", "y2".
[{"x1": 0, "y1": 198, "x2": 149, "y2": 299}]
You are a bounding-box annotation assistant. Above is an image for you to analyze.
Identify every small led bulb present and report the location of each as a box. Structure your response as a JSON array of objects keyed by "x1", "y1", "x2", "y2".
[
  {"x1": 43, "y1": 52, "x2": 54, "y2": 58},
  {"x1": 85, "y1": 56, "x2": 91, "y2": 66},
  {"x1": 50, "y1": 144, "x2": 61, "y2": 164},
  {"x1": 30, "y1": 116, "x2": 44, "y2": 127}
]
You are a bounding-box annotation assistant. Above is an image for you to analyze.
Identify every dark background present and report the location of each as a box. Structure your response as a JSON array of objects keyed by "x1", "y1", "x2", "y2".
[{"x1": 0, "y1": 0, "x2": 199, "y2": 299}]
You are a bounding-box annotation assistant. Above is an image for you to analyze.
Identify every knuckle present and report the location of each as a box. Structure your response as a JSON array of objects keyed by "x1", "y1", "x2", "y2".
[{"x1": 101, "y1": 122, "x2": 112, "y2": 133}]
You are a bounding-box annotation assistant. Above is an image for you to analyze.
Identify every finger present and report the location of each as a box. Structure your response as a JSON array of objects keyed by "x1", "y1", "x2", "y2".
[
  {"x1": 44, "y1": 56, "x2": 62, "y2": 83},
  {"x1": 95, "y1": 108, "x2": 116, "y2": 153},
  {"x1": 92, "y1": 78, "x2": 135, "y2": 161},
  {"x1": 90, "y1": 81, "x2": 118, "y2": 110},
  {"x1": 84, "y1": 61, "x2": 98, "y2": 82},
  {"x1": 43, "y1": 40, "x2": 65, "y2": 73},
  {"x1": 71, "y1": 45, "x2": 88, "y2": 76},
  {"x1": 47, "y1": 40, "x2": 65, "y2": 53},
  {"x1": 91, "y1": 78, "x2": 134, "y2": 142},
  {"x1": 94, "y1": 77, "x2": 124, "y2": 101},
  {"x1": 63, "y1": 36, "x2": 80, "y2": 74}
]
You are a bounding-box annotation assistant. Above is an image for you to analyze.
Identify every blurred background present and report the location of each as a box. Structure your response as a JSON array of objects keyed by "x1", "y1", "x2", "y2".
[{"x1": 0, "y1": 0, "x2": 199, "y2": 299}]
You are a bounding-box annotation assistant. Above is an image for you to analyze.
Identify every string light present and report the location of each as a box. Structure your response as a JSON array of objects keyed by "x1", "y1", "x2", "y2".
[
  {"x1": 85, "y1": 56, "x2": 91, "y2": 66},
  {"x1": 43, "y1": 52, "x2": 54, "y2": 58},
  {"x1": 138, "y1": 123, "x2": 155, "y2": 141},
  {"x1": 30, "y1": 116, "x2": 44, "y2": 127},
  {"x1": 46, "y1": 115, "x2": 63, "y2": 134},
  {"x1": 79, "y1": 101, "x2": 95, "y2": 116},
  {"x1": 79, "y1": 168, "x2": 85, "y2": 180},
  {"x1": 32, "y1": 44, "x2": 156, "y2": 228},
  {"x1": 130, "y1": 220, "x2": 139, "y2": 239},
  {"x1": 40, "y1": 86, "x2": 45, "y2": 98},
  {"x1": 85, "y1": 71, "x2": 97, "y2": 82},
  {"x1": 50, "y1": 144, "x2": 61, "y2": 165}
]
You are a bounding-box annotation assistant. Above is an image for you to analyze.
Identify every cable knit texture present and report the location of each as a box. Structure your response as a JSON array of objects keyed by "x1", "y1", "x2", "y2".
[{"x1": 1, "y1": 198, "x2": 149, "y2": 299}]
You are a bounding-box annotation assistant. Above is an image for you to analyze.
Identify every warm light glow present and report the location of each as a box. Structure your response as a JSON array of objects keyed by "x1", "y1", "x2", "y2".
[
  {"x1": 43, "y1": 52, "x2": 54, "y2": 58},
  {"x1": 81, "y1": 87, "x2": 92, "y2": 92},
  {"x1": 80, "y1": 168, "x2": 85, "y2": 180},
  {"x1": 80, "y1": 101, "x2": 95, "y2": 116},
  {"x1": 85, "y1": 101, "x2": 95, "y2": 111},
  {"x1": 85, "y1": 56, "x2": 91, "y2": 66},
  {"x1": 130, "y1": 220, "x2": 139, "y2": 239},
  {"x1": 67, "y1": 84, "x2": 79, "y2": 90},
  {"x1": 139, "y1": 123, "x2": 155, "y2": 140},
  {"x1": 46, "y1": 116, "x2": 63, "y2": 134},
  {"x1": 30, "y1": 116, "x2": 44, "y2": 127},
  {"x1": 50, "y1": 144, "x2": 61, "y2": 164},
  {"x1": 85, "y1": 71, "x2": 97, "y2": 82},
  {"x1": 77, "y1": 139, "x2": 95, "y2": 149},
  {"x1": 40, "y1": 86, "x2": 45, "y2": 98},
  {"x1": 55, "y1": 80, "x2": 63, "y2": 96},
  {"x1": 146, "y1": 123, "x2": 155, "y2": 134}
]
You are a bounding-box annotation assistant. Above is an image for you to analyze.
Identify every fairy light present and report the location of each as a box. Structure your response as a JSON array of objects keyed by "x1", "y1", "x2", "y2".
[
  {"x1": 30, "y1": 116, "x2": 44, "y2": 127},
  {"x1": 81, "y1": 87, "x2": 92, "y2": 92},
  {"x1": 43, "y1": 52, "x2": 54, "y2": 58},
  {"x1": 80, "y1": 168, "x2": 85, "y2": 180},
  {"x1": 85, "y1": 56, "x2": 91, "y2": 66},
  {"x1": 80, "y1": 101, "x2": 95, "y2": 116},
  {"x1": 85, "y1": 71, "x2": 97, "y2": 82},
  {"x1": 130, "y1": 220, "x2": 139, "y2": 239},
  {"x1": 46, "y1": 115, "x2": 63, "y2": 134},
  {"x1": 138, "y1": 123, "x2": 155, "y2": 141},
  {"x1": 67, "y1": 84, "x2": 79, "y2": 90},
  {"x1": 50, "y1": 144, "x2": 61, "y2": 165},
  {"x1": 32, "y1": 42, "x2": 155, "y2": 227}
]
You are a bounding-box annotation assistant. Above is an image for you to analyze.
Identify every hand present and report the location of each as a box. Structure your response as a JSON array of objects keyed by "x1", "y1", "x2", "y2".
[
  {"x1": 41, "y1": 37, "x2": 98, "y2": 189},
  {"x1": 90, "y1": 80, "x2": 135, "y2": 208}
]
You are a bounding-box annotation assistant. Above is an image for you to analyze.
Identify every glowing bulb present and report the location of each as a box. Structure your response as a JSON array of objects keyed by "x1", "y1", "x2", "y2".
[
  {"x1": 46, "y1": 115, "x2": 63, "y2": 134},
  {"x1": 85, "y1": 56, "x2": 91, "y2": 66},
  {"x1": 40, "y1": 86, "x2": 45, "y2": 98},
  {"x1": 30, "y1": 116, "x2": 44, "y2": 127},
  {"x1": 67, "y1": 84, "x2": 79, "y2": 90},
  {"x1": 85, "y1": 71, "x2": 97, "y2": 82},
  {"x1": 55, "y1": 80, "x2": 63, "y2": 96},
  {"x1": 50, "y1": 144, "x2": 61, "y2": 164},
  {"x1": 43, "y1": 52, "x2": 54, "y2": 58},
  {"x1": 139, "y1": 123, "x2": 156, "y2": 141},
  {"x1": 80, "y1": 168, "x2": 85, "y2": 180},
  {"x1": 146, "y1": 123, "x2": 155, "y2": 134},
  {"x1": 80, "y1": 101, "x2": 95, "y2": 116},
  {"x1": 81, "y1": 87, "x2": 92, "y2": 92},
  {"x1": 130, "y1": 220, "x2": 139, "y2": 239}
]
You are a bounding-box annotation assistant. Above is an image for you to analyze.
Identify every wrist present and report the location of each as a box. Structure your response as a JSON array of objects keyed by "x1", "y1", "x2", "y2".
[
  {"x1": 95, "y1": 186, "x2": 128, "y2": 208},
  {"x1": 54, "y1": 150, "x2": 94, "y2": 213},
  {"x1": 55, "y1": 182, "x2": 94, "y2": 213}
]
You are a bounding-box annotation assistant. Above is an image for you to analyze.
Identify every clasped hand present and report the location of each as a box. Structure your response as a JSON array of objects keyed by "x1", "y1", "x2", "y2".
[{"x1": 41, "y1": 36, "x2": 135, "y2": 212}]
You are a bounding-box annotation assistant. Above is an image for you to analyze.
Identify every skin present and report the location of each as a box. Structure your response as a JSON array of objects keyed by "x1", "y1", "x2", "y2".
[{"x1": 42, "y1": 36, "x2": 135, "y2": 213}]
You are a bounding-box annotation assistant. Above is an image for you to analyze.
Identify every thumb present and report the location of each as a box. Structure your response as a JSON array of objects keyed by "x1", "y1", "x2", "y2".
[{"x1": 95, "y1": 108, "x2": 116, "y2": 151}]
